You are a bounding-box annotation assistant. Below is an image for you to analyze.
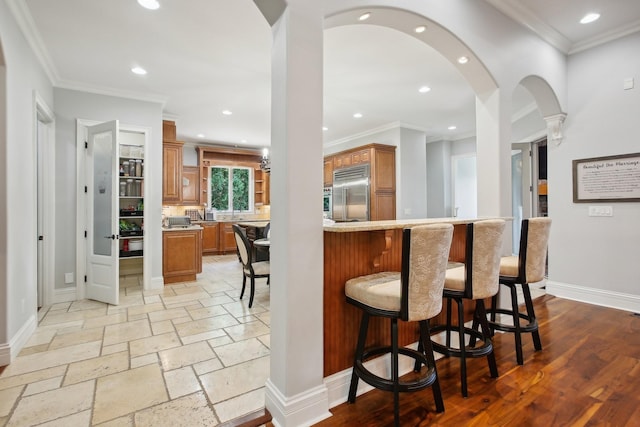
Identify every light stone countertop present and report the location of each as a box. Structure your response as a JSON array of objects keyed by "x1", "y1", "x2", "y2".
[
  {"x1": 323, "y1": 217, "x2": 511, "y2": 233},
  {"x1": 162, "y1": 225, "x2": 203, "y2": 232}
]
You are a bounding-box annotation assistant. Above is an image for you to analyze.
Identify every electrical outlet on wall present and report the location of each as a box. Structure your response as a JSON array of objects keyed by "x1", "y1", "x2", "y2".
[{"x1": 65, "y1": 272, "x2": 74, "y2": 284}]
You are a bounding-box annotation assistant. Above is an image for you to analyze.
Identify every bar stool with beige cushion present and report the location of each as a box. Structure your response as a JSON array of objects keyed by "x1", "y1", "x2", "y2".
[
  {"x1": 346, "y1": 223, "x2": 454, "y2": 427},
  {"x1": 487, "y1": 217, "x2": 551, "y2": 365},
  {"x1": 431, "y1": 219, "x2": 506, "y2": 397}
]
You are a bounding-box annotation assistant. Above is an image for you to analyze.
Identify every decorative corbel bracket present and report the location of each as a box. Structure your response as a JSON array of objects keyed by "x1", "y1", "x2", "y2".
[
  {"x1": 370, "y1": 230, "x2": 394, "y2": 268},
  {"x1": 545, "y1": 113, "x2": 567, "y2": 145}
]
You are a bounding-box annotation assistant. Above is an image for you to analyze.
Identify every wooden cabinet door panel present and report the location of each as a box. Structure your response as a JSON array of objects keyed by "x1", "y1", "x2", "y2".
[
  {"x1": 163, "y1": 229, "x2": 202, "y2": 283},
  {"x1": 202, "y1": 223, "x2": 219, "y2": 254},
  {"x1": 163, "y1": 142, "x2": 183, "y2": 204},
  {"x1": 373, "y1": 149, "x2": 395, "y2": 192},
  {"x1": 323, "y1": 159, "x2": 333, "y2": 186},
  {"x1": 221, "y1": 223, "x2": 237, "y2": 253},
  {"x1": 182, "y1": 166, "x2": 199, "y2": 205}
]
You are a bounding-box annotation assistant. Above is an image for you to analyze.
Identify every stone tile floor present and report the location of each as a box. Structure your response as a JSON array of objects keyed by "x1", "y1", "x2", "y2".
[{"x1": 0, "y1": 255, "x2": 271, "y2": 426}]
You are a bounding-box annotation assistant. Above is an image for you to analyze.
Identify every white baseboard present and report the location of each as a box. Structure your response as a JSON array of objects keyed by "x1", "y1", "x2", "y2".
[
  {"x1": 265, "y1": 379, "x2": 331, "y2": 427},
  {"x1": 52, "y1": 287, "x2": 77, "y2": 304},
  {"x1": 148, "y1": 276, "x2": 164, "y2": 291},
  {"x1": 0, "y1": 313, "x2": 37, "y2": 365},
  {"x1": 546, "y1": 280, "x2": 640, "y2": 313}
]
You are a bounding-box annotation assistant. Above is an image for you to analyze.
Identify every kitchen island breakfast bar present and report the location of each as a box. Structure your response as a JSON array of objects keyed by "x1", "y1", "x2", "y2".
[{"x1": 323, "y1": 217, "x2": 507, "y2": 377}]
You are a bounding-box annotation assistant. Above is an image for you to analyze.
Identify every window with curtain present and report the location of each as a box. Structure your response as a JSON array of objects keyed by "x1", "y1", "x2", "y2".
[{"x1": 209, "y1": 166, "x2": 253, "y2": 212}]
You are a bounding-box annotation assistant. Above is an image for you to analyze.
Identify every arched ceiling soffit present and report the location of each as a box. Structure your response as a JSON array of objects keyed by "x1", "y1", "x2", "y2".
[
  {"x1": 519, "y1": 75, "x2": 563, "y2": 118},
  {"x1": 324, "y1": 7, "x2": 498, "y2": 97}
]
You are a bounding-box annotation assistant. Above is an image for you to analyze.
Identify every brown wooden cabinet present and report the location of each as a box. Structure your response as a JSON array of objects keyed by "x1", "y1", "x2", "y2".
[
  {"x1": 324, "y1": 144, "x2": 396, "y2": 221},
  {"x1": 254, "y1": 169, "x2": 270, "y2": 206},
  {"x1": 182, "y1": 166, "x2": 200, "y2": 205},
  {"x1": 162, "y1": 228, "x2": 202, "y2": 284},
  {"x1": 323, "y1": 159, "x2": 333, "y2": 186},
  {"x1": 220, "y1": 222, "x2": 238, "y2": 253},
  {"x1": 201, "y1": 222, "x2": 220, "y2": 254},
  {"x1": 163, "y1": 141, "x2": 184, "y2": 204}
]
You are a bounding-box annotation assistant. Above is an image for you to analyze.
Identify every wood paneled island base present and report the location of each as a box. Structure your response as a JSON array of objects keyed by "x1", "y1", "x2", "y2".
[{"x1": 323, "y1": 218, "x2": 505, "y2": 377}]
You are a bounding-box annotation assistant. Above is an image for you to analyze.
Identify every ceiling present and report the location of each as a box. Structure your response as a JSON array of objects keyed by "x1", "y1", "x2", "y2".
[{"x1": 13, "y1": 0, "x2": 640, "y2": 149}]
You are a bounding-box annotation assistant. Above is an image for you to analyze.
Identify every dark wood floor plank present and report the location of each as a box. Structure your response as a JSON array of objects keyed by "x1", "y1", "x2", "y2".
[{"x1": 306, "y1": 295, "x2": 640, "y2": 426}]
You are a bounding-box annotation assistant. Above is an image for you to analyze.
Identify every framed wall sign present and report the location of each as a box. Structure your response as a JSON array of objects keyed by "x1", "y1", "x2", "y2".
[{"x1": 572, "y1": 152, "x2": 640, "y2": 203}]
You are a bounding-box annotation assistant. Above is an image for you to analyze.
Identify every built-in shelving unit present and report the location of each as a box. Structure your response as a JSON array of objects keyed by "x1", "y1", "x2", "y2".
[{"x1": 118, "y1": 135, "x2": 145, "y2": 267}]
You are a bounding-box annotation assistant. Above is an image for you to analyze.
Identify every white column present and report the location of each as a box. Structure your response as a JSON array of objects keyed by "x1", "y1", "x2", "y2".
[
  {"x1": 264, "y1": 1, "x2": 331, "y2": 426},
  {"x1": 475, "y1": 90, "x2": 512, "y2": 220}
]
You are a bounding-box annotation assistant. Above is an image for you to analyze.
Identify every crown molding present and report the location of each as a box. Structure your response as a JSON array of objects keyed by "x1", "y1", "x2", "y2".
[
  {"x1": 6, "y1": 0, "x2": 60, "y2": 84},
  {"x1": 569, "y1": 19, "x2": 640, "y2": 54},
  {"x1": 485, "y1": 0, "x2": 572, "y2": 53},
  {"x1": 55, "y1": 79, "x2": 168, "y2": 106}
]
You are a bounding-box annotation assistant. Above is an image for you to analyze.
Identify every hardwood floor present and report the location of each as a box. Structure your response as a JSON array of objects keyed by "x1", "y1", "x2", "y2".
[{"x1": 292, "y1": 295, "x2": 640, "y2": 426}]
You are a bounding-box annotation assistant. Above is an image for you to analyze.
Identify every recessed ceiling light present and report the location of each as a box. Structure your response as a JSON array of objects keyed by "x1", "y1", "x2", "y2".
[
  {"x1": 197, "y1": 133, "x2": 205, "y2": 138},
  {"x1": 457, "y1": 56, "x2": 469, "y2": 64},
  {"x1": 322, "y1": 126, "x2": 328, "y2": 131},
  {"x1": 418, "y1": 86, "x2": 431, "y2": 93},
  {"x1": 137, "y1": 0, "x2": 159, "y2": 10},
  {"x1": 353, "y1": 113, "x2": 363, "y2": 119},
  {"x1": 241, "y1": 139, "x2": 247, "y2": 143},
  {"x1": 448, "y1": 125, "x2": 457, "y2": 130},
  {"x1": 414, "y1": 25, "x2": 427, "y2": 33},
  {"x1": 580, "y1": 13, "x2": 600, "y2": 24},
  {"x1": 131, "y1": 66, "x2": 147, "y2": 75},
  {"x1": 222, "y1": 110, "x2": 233, "y2": 115},
  {"x1": 359, "y1": 12, "x2": 371, "y2": 21}
]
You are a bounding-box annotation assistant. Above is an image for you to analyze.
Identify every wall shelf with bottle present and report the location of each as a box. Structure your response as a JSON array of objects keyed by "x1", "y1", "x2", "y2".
[{"x1": 118, "y1": 141, "x2": 144, "y2": 261}]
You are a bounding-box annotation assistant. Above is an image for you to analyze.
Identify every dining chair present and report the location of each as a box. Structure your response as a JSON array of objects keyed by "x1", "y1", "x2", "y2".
[{"x1": 232, "y1": 224, "x2": 270, "y2": 308}]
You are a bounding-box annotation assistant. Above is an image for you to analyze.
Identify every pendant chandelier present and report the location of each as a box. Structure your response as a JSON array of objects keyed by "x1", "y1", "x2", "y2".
[{"x1": 260, "y1": 147, "x2": 271, "y2": 174}]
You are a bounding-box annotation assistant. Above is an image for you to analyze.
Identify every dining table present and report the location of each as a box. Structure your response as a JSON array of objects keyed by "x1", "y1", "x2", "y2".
[{"x1": 253, "y1": 238, "x2": 270, "y2": 259}]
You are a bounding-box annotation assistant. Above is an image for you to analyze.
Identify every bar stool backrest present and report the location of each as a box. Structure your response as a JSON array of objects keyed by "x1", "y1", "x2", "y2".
[
  {"x1": 402, "y1": 223, "x2": 454, "y2": 322},
  {"x1": 466, "y1": 219, "x2": 506, "y2": 300},
  {"x1": 519, "y1": 218, "x2": 552, "y2": 284}
]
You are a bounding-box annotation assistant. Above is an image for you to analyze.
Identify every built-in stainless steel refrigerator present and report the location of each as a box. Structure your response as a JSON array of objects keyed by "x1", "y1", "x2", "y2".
[{"x1": 332, "y1": 164, "x2": 370, "y2": 222}]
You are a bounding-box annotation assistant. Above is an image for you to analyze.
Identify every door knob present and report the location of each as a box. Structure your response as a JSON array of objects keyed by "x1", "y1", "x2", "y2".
[{"x1": 104, "y1": 234, "x2": 116, "y2": 240}]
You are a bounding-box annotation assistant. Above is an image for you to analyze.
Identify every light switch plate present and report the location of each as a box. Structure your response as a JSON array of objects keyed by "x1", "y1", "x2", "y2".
[
  {"x1": 624, "y1": 78, "x2": 634, "y2": 90},
  {"x1": 588, "y1": 206, "x2": 613, "y2": 217}
]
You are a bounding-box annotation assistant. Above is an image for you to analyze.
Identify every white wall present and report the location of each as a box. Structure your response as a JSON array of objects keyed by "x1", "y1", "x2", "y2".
[
  {"x1": 425, "y1": 140, "x2": 452, "y2": 217},
  {"x1": 0, "y1": 0, "x2": 54, "y2": 361},
  {"x1": 547, "y1": 32, "x2": 640, "y2": 306},
  {"x1": 398, "y1": 127, "x2": 427, "y2": 218},
  {"x1": 54, "y1": 88, "x2": 164, "y2": 289}
]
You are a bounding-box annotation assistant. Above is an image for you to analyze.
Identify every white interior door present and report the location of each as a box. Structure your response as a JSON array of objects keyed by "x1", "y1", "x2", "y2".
[
  {"x1": 452, "y1": 155, "x2": 477, "y2": 219},
  {"x1": 511, "y1": 143, "x2": 533, "y2": 254},
  {"x1": 86, "y1": 120, "x2": 119, "y2": 305}
]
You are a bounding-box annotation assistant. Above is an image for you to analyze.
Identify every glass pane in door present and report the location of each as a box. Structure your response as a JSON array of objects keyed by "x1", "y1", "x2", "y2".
[{"x1": 93, "y1": 131, "x2": 113, "y2": 256}]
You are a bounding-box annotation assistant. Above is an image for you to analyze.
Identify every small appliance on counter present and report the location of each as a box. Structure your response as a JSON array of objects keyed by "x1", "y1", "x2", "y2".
[
  {"x1": 205, "y1": 209, "x2": 217, "y2": 221},
  {"x1": 185, "y1": 209, "x2": 202, "y2": 221},
  {"x1": 166, "y1": 216, "x2": 191, "y2": 228}
]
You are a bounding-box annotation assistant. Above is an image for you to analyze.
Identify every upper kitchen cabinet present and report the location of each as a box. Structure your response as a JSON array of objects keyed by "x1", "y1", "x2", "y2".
[
  {"x1": 182, "y1": 166, "x2": 200, "y2": 205},
  {"x1": 163, "y1": 119, "x2": 177, "y2": 142},
  {"x1": 162, "y1": 120, "x2": 183, "y2": 205},
  {"x1": 326, "y1": 143, "x2": 396, "y2": 221},
  {"x1": 163, "y1": 140, "x2": 184, "y2": 204},
  {"x1": 323, "y1": 158, "x2": 333, "y2": 187}
]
